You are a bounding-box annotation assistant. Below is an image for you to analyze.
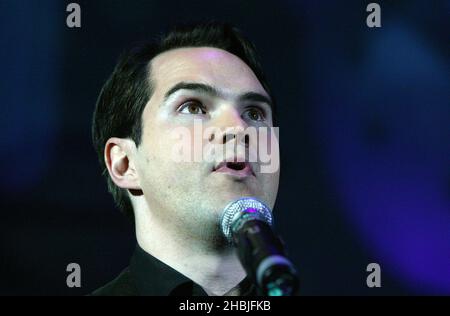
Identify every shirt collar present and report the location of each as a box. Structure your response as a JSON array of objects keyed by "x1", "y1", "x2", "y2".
[
  {"x1": 130, "y1": 244, "x2": 207, "y2": 296},
  {"x1": 130, "y1": 244, "x2": 257, "y2": 296}
]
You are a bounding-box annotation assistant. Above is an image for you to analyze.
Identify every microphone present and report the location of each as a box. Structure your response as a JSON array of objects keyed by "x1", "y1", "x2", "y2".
[{"x1": 219, "y1": 197, "x2": 299, "y2": 296}]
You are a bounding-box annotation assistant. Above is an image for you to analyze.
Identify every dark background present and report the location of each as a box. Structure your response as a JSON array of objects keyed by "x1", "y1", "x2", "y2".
[{"x1": 1, "y1": 0, "x2": 449, "y2": 295}]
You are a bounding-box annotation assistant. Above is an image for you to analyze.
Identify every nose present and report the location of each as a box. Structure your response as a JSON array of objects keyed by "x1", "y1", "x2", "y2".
[
  {"x1": 219, "y1": 132, "x2": 250, "y2": 147},
  {"x1": 207, "y1": 106, "x2": 250, "y2": 147}
]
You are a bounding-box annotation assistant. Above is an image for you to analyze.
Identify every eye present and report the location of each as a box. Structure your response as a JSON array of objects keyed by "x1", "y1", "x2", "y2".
[
  {"x1": 178, "y1": 100, "x2": 207, "y2": 115},
  {"x1": 245, "y1": 107, "x2": 266, "y2": 121}
]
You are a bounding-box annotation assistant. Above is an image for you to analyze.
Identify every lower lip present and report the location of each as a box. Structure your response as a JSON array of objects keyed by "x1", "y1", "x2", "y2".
[{"x1": 213, "y1": 165, "x2": 254, "y2": 178}]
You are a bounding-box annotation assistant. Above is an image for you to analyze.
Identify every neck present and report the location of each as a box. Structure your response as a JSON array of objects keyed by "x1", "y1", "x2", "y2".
[{"x1": 134, "y1": 203, "x2": 246, "y2": 296}]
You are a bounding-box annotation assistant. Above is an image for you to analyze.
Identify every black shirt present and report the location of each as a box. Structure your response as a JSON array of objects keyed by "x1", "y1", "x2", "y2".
[{"x1": 91, "y1": 245, "x2": 256, "y2": 296}]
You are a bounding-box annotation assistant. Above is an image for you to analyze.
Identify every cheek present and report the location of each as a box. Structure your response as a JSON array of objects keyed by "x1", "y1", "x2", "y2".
[
  {"x1": 139, "y1": 128, "x2": 199, "y2": 179},
  {"x1": 168, "y1": 122, "x2": 210, "y2": 163},
  {"x1": 264, "y1": 172, "x2": 279, "y2": 210},
  {"x1": 261, "y1": 170, "x2": 280, "y2": 199},
  {"x1": 143, "y1": 118, "x2": 188, "y2": 157},
  {"x1": 266, "y1": 170, "x2": 280, "y2": 188}
]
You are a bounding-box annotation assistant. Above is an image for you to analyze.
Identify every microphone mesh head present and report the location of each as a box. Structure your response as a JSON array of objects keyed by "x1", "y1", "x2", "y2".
[{"x1": 219, "y1": 197, "x2": 273, "y2": 243}]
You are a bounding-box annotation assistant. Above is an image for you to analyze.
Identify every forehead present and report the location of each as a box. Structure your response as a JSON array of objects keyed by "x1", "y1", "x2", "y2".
[{"x1": 149, "y1": 47, "x2": 268, "y2": 98}]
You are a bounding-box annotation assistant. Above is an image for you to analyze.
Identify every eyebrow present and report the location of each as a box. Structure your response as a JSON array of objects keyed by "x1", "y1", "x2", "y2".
[{"x1": 162, "y1": 82, "x2": 273, "y2": 109}]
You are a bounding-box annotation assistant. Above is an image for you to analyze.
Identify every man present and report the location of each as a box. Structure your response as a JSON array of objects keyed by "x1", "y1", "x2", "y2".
[{"x1": 91, "y1": 21, "x2": 280, "y2": 296}]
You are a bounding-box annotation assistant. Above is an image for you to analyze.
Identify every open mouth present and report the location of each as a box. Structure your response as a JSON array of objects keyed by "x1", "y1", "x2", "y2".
[
  {"x1": 225, "y1": 162, "x2": 247, "y2": 171},
  {"x1": 213, "y1": 161, "x2": 255, "y2": 178}
]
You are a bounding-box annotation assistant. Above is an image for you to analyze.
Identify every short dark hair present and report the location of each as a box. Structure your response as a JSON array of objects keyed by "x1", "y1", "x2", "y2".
[{"x1": 92, "y1": 21, "x2": 277, "y2": 220}]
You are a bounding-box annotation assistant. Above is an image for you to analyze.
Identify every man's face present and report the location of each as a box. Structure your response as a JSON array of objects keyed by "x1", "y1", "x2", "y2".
[{"x1": 133, "y1": 47, "x2": 280, "y2": 241}]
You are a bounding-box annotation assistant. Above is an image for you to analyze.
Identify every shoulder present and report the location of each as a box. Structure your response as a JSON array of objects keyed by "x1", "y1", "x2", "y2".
[{"x1": 90, "y1": 267, "x2": 138, "y2": 296}]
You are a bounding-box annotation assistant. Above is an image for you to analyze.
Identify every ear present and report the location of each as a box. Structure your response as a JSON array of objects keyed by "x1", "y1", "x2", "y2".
[{"x1": 104, "y1": 137, "x2": 141, "y2": 191}]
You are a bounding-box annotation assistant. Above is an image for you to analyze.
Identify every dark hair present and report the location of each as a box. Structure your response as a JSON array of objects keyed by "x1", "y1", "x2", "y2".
[{"x1": 92, "y1": 21, "x2": 277, "y2": 221}]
